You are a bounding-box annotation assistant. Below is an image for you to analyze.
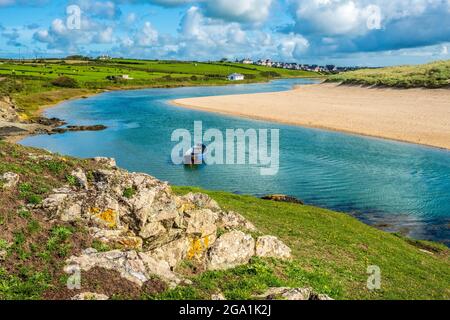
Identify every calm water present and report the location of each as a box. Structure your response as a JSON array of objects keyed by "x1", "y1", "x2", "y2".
[{"x1": 20, "y1": 79, "x2": 450, "y2": 244}]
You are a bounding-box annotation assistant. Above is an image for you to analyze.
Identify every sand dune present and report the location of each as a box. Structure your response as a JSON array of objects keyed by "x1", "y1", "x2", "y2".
[{"x1": 172, "y1": 83, "x2": 450, "y2": 150}]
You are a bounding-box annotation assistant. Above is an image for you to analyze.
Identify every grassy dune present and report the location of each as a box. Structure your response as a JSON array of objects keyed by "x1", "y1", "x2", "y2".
[
  {"x1": 329, "y1": 60, "x2": 450, "y2": 88},
  {"x1": 0, "y1": 59, "x2": 319, "y2": 117}
]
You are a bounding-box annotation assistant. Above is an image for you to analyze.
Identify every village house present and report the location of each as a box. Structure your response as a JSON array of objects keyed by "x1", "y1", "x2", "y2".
[{"x1": 241, "y1": 58, "x2": 254, "y2": 64}]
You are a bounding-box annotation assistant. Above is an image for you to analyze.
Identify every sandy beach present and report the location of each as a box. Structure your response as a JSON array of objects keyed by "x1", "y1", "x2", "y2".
[{"x1": 173, "y1": 83, "x2": 450, "y2": 150}]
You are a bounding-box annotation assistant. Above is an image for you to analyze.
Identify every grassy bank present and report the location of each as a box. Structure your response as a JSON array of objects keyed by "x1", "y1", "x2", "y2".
[
  {"x1": 329, "y1": 60, "x2": 450, "y2": 88},
  {"x1": 0, "y1": 58, "x2": 320, "y2": 117},
  {"x1": 169, "y1": 186, "x2": 450, "y2": 300},
  {"x1": 1, "y1": 141, "x2": 448, "y2": 300}
]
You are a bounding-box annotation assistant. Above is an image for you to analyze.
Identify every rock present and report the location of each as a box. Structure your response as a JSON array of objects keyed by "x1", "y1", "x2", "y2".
[
  {"x1": 65, "y1": 249, "x2": 184, "y2": 288},
  {"x1": 93, "y1": 157, "x2": 117, "y2": 168},
  {"x1": 218, "y1": 211, "x2": 257, "y2": 232},
  {"x1": 255, "y1": 236, "x2": 292, "y2": 260},
  {"x1": 261, "y1": 194, "x2": 304, "y2": 205},
  {"x1": 207, "y1": 231, "x2": 255, "y2": 271},
  {"x1": 185, "y1": 209, "x2": 218, "y2": 240},
  {"x1": 255, "y1": 287, "x2": 333, "y2": 300},
  {"x1": 211, "y1": 293, "x2": 226, "y2": 300},
  {"x1": 71, "y1": 292, "x2": 109, "y2": 300},
  {"x1": 138, "y1": 252, "x2": 185, "y2": 288},
  {"x1": 148, "y1": 237, "x2": 190, "y2": 268},
  {"x1": 1, "y1": 172, "x2": 19, "y2": 189},
  {"x1": 139, "y1": 221, "x2": 167, "y2": 240},
  {"x1": 65, "y1": 249, "x2": 149, "y2": 286},
  {"x1": 71, "y1": 168, "x2": 89, "y2": 190},
  {"x1": 0, "y1": 250, "x2": 7, "y2": 261},
  {"x1": 181, "y1": 193, "x2": 221, "y2": 211}
]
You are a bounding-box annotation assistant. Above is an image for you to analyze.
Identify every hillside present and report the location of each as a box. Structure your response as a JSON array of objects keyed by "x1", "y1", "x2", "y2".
[
  {"x1": 0, "y1": 59, "x2": 319, "y2": 117},
  {"x1": 0, "y1": 141, "x2": 448, "y2": 300},
  {"x1": 329, "y1": 60, "x2": 450, "y2": 88}
]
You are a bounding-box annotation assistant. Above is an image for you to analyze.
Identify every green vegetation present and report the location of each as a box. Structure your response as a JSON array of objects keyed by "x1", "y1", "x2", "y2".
[
  {"x1": 170, "y1": 186, "x2": 450, "y2": 300},
  {"x1": 0, "y1": 142, "x2": 448, "y2": 300},
  {"x1": 329, "y1": 59, "x2": 450, "y2": 88},
  {"x1": 0, "y1": 58, "x2": 320, "y2": 117},
  {"x1": 123, "y1": 186, "x2": 137, "y2": 199}
]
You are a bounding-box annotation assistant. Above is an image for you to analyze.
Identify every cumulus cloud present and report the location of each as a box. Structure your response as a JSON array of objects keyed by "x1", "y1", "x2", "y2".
[
  {"x1": 204, "y1": 0, "x2": 273, "y2": 24},
  {"x1": 33, "y1": 17, "x2": 116, "y2": 52},
  {"x1": 136, "y1": 22, "x2": 159, "y2": 46},
  {"x1": 75, "y1": 0, "x2": 122, "y2": 20},
  {"x1": 285, "y1": 0, "x2": 450, "y2": 56}
]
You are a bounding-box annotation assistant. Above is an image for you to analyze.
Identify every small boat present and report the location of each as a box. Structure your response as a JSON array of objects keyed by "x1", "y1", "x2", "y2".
[{"x1": 184, "y1": 144, "x2": 207, "y2": 165}]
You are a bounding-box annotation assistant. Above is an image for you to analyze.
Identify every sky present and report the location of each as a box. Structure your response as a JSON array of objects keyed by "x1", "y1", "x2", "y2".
[{"x1": 0, "y1": 0, "x2": 449, "y2": 66}]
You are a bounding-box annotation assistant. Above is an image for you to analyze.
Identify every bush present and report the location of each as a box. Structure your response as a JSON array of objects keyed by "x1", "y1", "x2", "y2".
[{"x1": 51, "y1": 76, "x2": 78, "y2": 88}]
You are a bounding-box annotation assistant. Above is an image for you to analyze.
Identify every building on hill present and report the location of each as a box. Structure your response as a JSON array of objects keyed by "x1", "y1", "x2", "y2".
[
  {"x1": 241, "y1": 58, "x2": 254, "y2": 64},
  {"x1": 98, "y1": 55, "x2": 112, "y2": 60},
  {"x1": 227, "y1": 73, "x2": 245, "y2": 81}
]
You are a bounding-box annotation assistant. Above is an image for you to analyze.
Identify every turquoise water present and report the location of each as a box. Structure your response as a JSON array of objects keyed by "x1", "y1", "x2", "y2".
[{"x1": 20, "y1": 79, "x2": 450, "y2": 244}]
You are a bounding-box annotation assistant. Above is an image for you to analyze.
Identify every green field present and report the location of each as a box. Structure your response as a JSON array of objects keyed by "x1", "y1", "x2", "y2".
[
  {"x1": 329, "y1": 60, "x2": 450, "y2": 88},
  {"x1": 0, "y1": 58, "x2": 319, "y2": 117},
  {"x1": 0, "y1": 142, "x2": 448, "y2": 300}
]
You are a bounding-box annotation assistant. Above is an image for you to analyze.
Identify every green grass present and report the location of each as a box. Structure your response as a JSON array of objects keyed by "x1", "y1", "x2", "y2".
[
  {"x1": 329, "y1": 60, "x2": 450, "y2": 88},
  {"x1": 0, "y1": 58, "x2": 320, "y2": 117},
  {"x1": 170, "y1": 186, "x2": 450, "y2": 300}
]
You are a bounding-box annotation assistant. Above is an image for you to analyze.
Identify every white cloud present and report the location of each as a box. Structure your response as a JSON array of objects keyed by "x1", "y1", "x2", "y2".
[
  {"x1": 136, "y1": 22, "x2": 159, "y2": 46},
  {"x1": 204, "y1": 0, "x2": 273, "y2": 24},
  {"x1": 278, "y1": 33, "x2": 309, "y2": 59}
]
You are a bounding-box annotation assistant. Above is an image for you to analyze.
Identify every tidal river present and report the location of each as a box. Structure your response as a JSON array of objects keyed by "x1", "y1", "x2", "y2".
[{"x1": 20, "y1": 78, "x2": 450, "y2": 245}]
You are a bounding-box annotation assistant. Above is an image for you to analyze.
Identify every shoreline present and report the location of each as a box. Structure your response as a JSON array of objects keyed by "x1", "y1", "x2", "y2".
[
  {"x1": 172, "y1": 83, "x2": 450, "y2": 151},
  {"x1": 2, "y1": 77, "x2": 321, "y2": 143}
]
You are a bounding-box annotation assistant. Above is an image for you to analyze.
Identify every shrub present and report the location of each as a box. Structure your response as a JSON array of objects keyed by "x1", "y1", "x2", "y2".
[{"x1": 51, "y1": 76, "x2": 78, "y2": 88}]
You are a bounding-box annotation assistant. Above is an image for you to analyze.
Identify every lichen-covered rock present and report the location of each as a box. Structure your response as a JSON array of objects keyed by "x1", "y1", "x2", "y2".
[
  {"x1": 1, "y1": 172, "x2": 19, "y2": 189},
  {"x1": 207, "y1": 231, "x2": 255, "y2": 270},
  {"x1": 255, "y1": 287, "x2": 333, "y2": 300},
  {"x1": 255, "y1": 236, "x2": 292, "y2": 260},
  {"x1": 71, "y1": 292, "x2": 109, "y2": 300}
]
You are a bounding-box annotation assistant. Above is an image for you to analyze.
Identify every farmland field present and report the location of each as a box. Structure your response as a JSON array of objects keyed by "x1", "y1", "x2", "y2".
[{"x1": 0, "y1": 58, "x2": 319, "y2": 117}]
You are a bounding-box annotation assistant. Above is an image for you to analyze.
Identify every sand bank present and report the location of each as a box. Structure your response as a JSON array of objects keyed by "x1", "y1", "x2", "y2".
[{"x1": 173, "y1": 83, "x2": 450, "y2": 150}]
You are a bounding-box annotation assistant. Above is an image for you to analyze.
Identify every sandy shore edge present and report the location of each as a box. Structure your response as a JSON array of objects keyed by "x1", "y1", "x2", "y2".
[{"x1": 171, "y1": 83, "x2": 450, "y2": 151}]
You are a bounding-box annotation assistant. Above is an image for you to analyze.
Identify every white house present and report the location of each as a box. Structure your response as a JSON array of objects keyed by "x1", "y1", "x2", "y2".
[
  {"x1": 241, "y1": 59, "x2": 253, "y2": 65},
  {"x1": 227, "y1": 73, "x2": 245, "y2": 81}
]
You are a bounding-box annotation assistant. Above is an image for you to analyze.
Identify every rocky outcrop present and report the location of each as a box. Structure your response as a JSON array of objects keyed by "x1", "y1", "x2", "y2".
[
  {"x1": 38, "y1": 164, "x2": 271, "y2": 287},
  {"x1": 33, "y1": 159, "x2": 331, "y2": 299},
  {"x1": 255, "y1": 287, "x2": 333, "y2": 300},
  {"x1": 1, "y1": 172, "x2": 19, "y2": 189}
]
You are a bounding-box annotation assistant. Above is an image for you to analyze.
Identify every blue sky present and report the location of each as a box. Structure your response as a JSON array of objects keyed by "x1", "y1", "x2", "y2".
[{"x1": 0, "y1": 0, "x2": 449, "y2": 66}]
